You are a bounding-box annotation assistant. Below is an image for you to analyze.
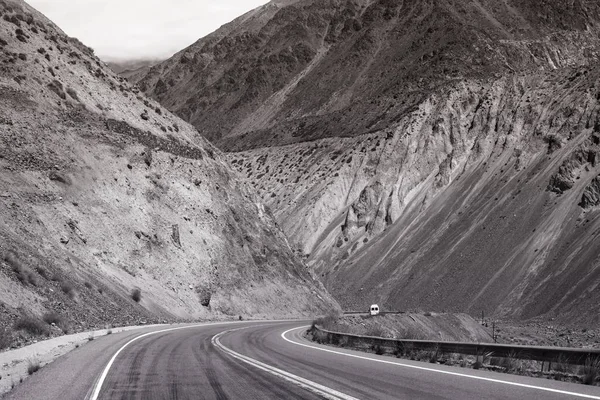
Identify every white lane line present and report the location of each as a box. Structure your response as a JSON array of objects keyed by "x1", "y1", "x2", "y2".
[
  {"x1": 212, "y1": 328, "x2": 359, "y2": 400},
  {"x1": 88, "y1": 321, "x2": 272, "y2": 400},
  {"x1": 282, "y1": 327, "x2": 600, "y2": 400}
]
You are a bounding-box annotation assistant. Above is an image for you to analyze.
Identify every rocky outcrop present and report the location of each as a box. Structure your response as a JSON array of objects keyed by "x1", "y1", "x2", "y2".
[{"x1": 580, "y1": 175, "x2": 600, "y2": 208}]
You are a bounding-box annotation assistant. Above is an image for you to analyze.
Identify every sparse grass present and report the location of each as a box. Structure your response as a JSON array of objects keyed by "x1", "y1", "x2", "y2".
[
  {"x1": 552, "y1": 354, "x2": 572, "y2": 374},
  {"x1": 14, "y1": 315, "x2": 50, "y2": 336},
  {"x1": 131, "y1": 288, "x2": 142, "y2": 302},
  {"x1": 4, "y1": 252, "x2": 37, "y2": 286},
  {"x1": 581, "y1": 357, "x2": 600, "y2": 385},
  {"x1": 0, "y1": 327, "x2": 12, "y2": 350},
  {"x1": 27, "y1": 358, "x2": 40, "y2": 375}
]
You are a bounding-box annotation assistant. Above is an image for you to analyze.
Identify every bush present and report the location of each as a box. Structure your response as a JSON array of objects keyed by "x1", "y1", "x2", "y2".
[
  {"x1": 14, "y1": 315, "x2": 50, "y2": 336},
  {"x1": 131, "y1": 288, "x2": 141, "y2": 302}
]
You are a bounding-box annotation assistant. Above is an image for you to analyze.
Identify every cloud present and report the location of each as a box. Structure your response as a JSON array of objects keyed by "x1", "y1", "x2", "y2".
[{"x1": 27, "y1": 0, "x2": 270, "y2": 60}]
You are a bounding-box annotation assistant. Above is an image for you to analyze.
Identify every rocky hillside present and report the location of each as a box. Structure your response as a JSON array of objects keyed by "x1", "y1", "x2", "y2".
[
  {"x1": 137, "y1": 1, "x2": 600, "y2": 324},
  {"x1": 0, "y1": 0, "x2": 338, "y2": 345}
]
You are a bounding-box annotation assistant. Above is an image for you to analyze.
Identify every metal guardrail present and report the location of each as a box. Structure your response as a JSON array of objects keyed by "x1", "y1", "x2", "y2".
[
  {"x1": 342, "y1": 311, "x2": 405, "y2": 316},
  {"x1": 312, "y1": 325, "x2": 600, "y2": 365}
]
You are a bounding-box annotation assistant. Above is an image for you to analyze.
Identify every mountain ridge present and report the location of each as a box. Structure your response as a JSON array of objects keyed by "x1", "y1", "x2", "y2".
[{"x1": 135, "y1": 0, "x2": 600, "y2": 324}]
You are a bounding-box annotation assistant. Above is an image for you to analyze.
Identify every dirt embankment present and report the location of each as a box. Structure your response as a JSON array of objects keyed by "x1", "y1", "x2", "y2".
[{"x1": 321, "y1": 313, "x2": 493, "y2": 343}]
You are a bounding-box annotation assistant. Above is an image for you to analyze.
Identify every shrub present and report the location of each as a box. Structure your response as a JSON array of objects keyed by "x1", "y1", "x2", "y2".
[
  {"x1": 84, "y1": 281, "x2": 92, "y2": 289},
  {"x1": 552, "y1": 354, "x2": 572, "y2": 374},
  {"x1": 14, "y1": 315, "x2": 50, "y2": 336},
  {"x1": 131, "y1": 288, "x2": 141, "y2": 302},
  {"x1": 373, "y1": 344, "x2": 384, "y2": 355},
  {"x1": 4, "y1": 253, "x2": 38, "y2": 286},
  {"x1": 35, "y1": 266, "x2": 49, "y2": 280},
  {"x1": 582, "y1": 357, "x2": 600, "y2": 385},
  {"x1": 27, "y1": 358, "x2": 40, "y2": 375},
  {"x1": 312, "y1": 329, "x2": 329, "y2": 344},
  {"x1": 66, "y1": 87, "x2": 78, "y2": 101},
  {"x1": 60, "y1": 281, "x2": 76, "y2": 299},
  {"x1": 47, "y1": 80, "x2": 65, "y2": 99},
  {"x1": 42, "y1": 312, "x2": 66, "y2": 331},
  {"x1": 499, "y1": 351, "x2": 520, "y2": 373}
]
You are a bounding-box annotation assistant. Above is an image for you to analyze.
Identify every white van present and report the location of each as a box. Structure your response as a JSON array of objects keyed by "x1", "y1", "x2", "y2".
[{"x1": 369, "y1": 304, "x2": 380, "y2": 316}]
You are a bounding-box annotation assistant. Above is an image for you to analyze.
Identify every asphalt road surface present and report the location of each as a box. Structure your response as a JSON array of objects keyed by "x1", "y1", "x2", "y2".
[{"x1": 4, "y1": 320, "x2": 600, "y2": 400}]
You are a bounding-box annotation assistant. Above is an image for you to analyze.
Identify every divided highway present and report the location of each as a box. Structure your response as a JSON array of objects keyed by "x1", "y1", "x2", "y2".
[{"x1": 4, "y1": 321, "x2": 600, "y2": 400}]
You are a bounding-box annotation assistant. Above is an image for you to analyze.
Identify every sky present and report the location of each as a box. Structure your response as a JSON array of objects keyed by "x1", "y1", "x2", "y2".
[{"x1": 27, "y1": 0, "x2": 270, "y2": 61}]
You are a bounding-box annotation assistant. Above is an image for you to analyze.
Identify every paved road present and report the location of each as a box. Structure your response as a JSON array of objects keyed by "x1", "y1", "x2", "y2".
[{"x1": 4, "y1": 320, "x2": 600, "y2": 400}]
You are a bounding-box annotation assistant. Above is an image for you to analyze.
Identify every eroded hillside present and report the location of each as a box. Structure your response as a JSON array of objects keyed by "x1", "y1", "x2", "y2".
[
  {"x1": 230, "y1": 70, "x2": 600, "y2": 324},
  {"x1": 0, "y1": 0, "x2": 337, "y2": 344},
  {"x1": 136, "y1": 0, "x2": 600, "y2": 324}
]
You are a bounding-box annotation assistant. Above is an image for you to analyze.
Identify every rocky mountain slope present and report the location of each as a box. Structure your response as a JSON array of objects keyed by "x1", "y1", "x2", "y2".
[
  {"x1": 137, "y1": 0, "x2": 600, "y2": 324},
  {"x1": 0, "y1": 0, "x2": 337, "y2": 344}
]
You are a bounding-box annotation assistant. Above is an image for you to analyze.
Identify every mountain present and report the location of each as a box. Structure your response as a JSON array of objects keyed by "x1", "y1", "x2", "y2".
[
  {"x1": 0, "y1": 0, "x2": 337, "y2": 338},
  {"x1": 137, "y1": 0, "x2": 600, "y2": 324},
  {"x1": 106, "y1": 58, "x2": 162, "y2": 83},
  {"x1": 106, "y1": 59, "x2": 161, "y2": 75}
]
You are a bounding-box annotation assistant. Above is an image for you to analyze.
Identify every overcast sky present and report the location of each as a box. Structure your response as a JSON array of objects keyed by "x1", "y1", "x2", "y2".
[{"x1": 28, "y1": 0, "x2": 270, "y2": 61}]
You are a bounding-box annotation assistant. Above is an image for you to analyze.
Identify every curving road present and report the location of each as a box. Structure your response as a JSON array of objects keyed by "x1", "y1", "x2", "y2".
[{"x1": 4, "y1": 320, "x2": 600, "y2": 400}]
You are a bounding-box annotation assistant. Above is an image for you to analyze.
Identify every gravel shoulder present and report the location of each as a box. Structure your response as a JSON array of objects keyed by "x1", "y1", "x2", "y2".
[{"x1": 0, "y1": 323, "x2": 165, "y2": 397}]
